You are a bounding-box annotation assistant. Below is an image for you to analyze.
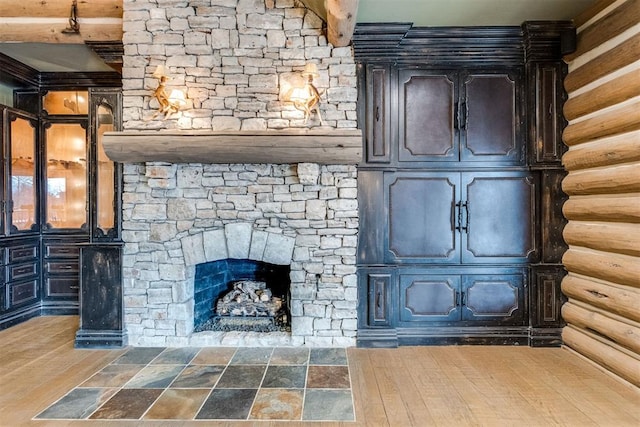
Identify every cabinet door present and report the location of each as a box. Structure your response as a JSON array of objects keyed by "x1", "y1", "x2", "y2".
[
  {"x1": 385, "y1": 172, "x2": 460, "y2": 263},
  {"x1": 461, "y1": 172, "x2": 536, "y2": 263},
  {"x1": 461, "y1": 72, "x2": 522, "y2": 162},
  {"x1": 462, "y1": 274, "x2": 525, "y2": 324},
  {"x1": 399, "y1": 274, "x2": 461, "y2": 322},
  {"x1": 365, "y1": 65, "x2": 391, "y2": 163},
  {"x1": 398, "y1": 70, "x2": 458, "y2": 162}
]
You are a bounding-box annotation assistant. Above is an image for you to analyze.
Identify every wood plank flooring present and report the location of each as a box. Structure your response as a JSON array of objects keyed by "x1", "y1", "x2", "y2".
[{"x1": 1, "y1": 316, "x2": 638, "y2": 426}]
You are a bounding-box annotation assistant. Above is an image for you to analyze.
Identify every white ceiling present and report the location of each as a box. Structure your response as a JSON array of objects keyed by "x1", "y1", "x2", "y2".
[{"x1": 356, "y1": 0, "x2": 596, "y2": 26}]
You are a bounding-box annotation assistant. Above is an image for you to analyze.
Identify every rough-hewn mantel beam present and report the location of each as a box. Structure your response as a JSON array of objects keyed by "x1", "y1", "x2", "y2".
[
  {"x1": 299, "y1": 0, "x2": 359, "y2": 47},
  {"x1": 102, "y1": 129, "x2": 363, "y2": 164}
]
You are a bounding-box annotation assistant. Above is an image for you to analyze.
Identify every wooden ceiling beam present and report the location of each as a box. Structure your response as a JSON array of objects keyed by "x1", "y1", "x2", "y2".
[
  {"x1": 299, "y1": 0, "x2": 360, "y2": 47},
  {"x1": 0, "y1": 0, "x2": 122, "y2": 19}
]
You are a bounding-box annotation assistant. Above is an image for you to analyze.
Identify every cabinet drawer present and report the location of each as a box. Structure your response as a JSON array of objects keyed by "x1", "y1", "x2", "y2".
[
  {"x1": 7, "y1": 245, "x2": 38, "y2": 264},
  {"x1": 46, "y1": 277, "x2": 79, "y2": 297},
  {"x1": 46, "y1": 261, "x2": 79, "y2": 275},
  {"x1": 8, "y1": 262, "x2": 38, "y2": 281},
  {"x1": 9, "y1": 280, "x2": 38, "y2": 306},
  {"x1": 45, "y1": 245, "x2": 80, "y2": 259}
]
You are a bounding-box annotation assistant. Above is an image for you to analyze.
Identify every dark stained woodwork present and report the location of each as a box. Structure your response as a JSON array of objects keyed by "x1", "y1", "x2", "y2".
[
  {"x1": 355, "y1": 22, "x2": 570, "y2": 347},
  {"x1": 562, "y1": 194, "x2": 640, "y2": 223},
  {"x1": 462, "y1": 173, "x2": 535, "y2": 263},
  {"x1": 563, "y1": 69, "x2": 640, "y2": 121},
  {"x1": 75, "y1": 244, "x2": 126, "y2": 348},
  {"x1": 365, "y1": 65, "x2": 391, "y2": 163},
  {"x1": 399, "y1": 71, "x2": 456, "y2": 161},
  {"x1": 564, "y1": 0, "x2": 640, "y2": 62},
  {"x1": 540, "y1": 170, "x2": 568, "y2": 263},
  {"x1": 561, "y1": 274, "x2": 640, "y2": 322},
  {"x1": 562, "y1": 132, "x2": 640, "y2": 171},
  {"x1": 463, "y1": 73, "x2": 518, "y2": 160},
  {"x1": 564, "y1": 33, "x2": 640, "y2": 93},
  {"x1": 386, "y1": 173, "x2": 459, "y2": 262},
  {"x1": 102, "y1": 129, "x2": 363, "y2": 164}
]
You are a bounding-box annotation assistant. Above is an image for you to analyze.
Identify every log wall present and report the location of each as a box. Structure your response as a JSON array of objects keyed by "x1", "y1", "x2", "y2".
[{"x1": 561, "y1": 0, "x2": 640, "y2": 387}]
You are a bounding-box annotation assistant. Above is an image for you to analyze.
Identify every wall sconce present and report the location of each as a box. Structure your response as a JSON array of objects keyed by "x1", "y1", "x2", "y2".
[
  {"x1": 151, "y1": 65, "x2": 187, "y2": 119},
  {"x1": 288, "y1": 63, "x2": 324, "y2": 125}
]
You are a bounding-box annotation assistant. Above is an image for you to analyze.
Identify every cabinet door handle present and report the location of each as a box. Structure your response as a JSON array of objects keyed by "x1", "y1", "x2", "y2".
[
  {"x1": 461, "y1": 291, "x2": 467, "y2": 305},
  {"x1": 455, "y1": 201, "x2": 462, "y2": 231},
  {"x1": 375, "y1": 290, "x2": 382, "y2": 310},
  {"x1": 454, "y1": 102, "x2": 459, "y2": 129},
  {"x1": 460, "y1": 101, "x2": 468, "y2": 130},
  {"x1": 462, "y1": 201, "x2": 469, "y2": 232},
  {"x1": 375, "y1": 106, "x2": 380, "y2": 122},
  {"x1": 456, "y1": 291, "x2": 461, "y2": 306}
]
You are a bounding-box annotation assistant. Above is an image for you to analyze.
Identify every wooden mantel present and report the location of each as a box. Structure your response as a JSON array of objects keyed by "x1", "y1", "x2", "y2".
[{"x1": 102, "y1": 129, "x2": 363, "y2": 164}]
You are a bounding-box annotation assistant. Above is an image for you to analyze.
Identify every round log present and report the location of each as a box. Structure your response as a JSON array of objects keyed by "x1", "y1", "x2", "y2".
[
  {"x1": 562, "y1": 326, "x2": 640, "y2": 387},
  {"x1": 563, "y1": 100, "x2": 640, "y2": 147},
  {"x1": 565, "y1": 34, "x2": 640, "y2": 93},
  {"x1": 562, "y1": 194, "x2": 640, "y2": 223},
  {"x1": 0, "y1": 0, "x2": 122, "y2": 18},
  {"x1": 564, "y1": 0, "x2": 640, "y2": 62},
  {"x1": 563, "y1": 221, "x2": 640, "y2": 257},
  {"x1": 562, "y1": 131, "x2": 640, "y2": 171},
  {"x1": 326, "y1": 0, "x2": 359, "y2": 47},
  {"x1": 563, "y1": 247, "x2": 640, "y2": 288},
  {"x1": 564, "y1": 70, "x2": 640, "y2": 121},
  {"x1": 562, "y1": 301, "x2": 640, "y2": 353},
  {"x1": 562, "y1": 274, "x2": 640, "y2": 322},
  {"x1": 562, "y1": 162, "x2": 640, "y2": 195}
]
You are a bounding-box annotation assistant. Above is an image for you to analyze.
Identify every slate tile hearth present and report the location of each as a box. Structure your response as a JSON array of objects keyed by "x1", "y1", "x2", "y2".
[{"x1": 36, "y1": 347, "x2": 355, "y2": 422}]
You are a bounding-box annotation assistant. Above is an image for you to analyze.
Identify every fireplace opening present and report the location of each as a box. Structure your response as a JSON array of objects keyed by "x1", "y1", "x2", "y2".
[{"x1": 193, "y1": 259, "x2": 291, "y2": 333}]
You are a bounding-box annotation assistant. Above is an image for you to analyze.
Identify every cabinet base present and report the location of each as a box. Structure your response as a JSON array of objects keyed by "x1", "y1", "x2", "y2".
[
  {"x1": 75, "y1": 330, "x2": 128, "y2": 349},
  {"x1": 0, "y1": 303, "x2": 41, "y2": 330},
  {"x1": 358, "y1": 326, "x2": 562, "y2": 348}
]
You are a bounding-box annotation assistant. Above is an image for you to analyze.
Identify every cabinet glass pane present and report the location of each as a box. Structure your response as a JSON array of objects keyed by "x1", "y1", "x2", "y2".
[
  {"x1": 45, "y1": 124, "x2": 87, "y2": 229},
  {"x1": 96, "y1": 105, "x2": 115, "y2": 232},
  {"x1": 10, "y1": 117, "x2": 36, "y2": 231},
  {"x1": 43, "y1": 91, "x2": 88, "y2": 115}
]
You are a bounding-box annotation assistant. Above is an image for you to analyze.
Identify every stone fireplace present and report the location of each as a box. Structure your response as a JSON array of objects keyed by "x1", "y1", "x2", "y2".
[{"x1": 116, "y1": 0, "x2": 360, "y2": 347}]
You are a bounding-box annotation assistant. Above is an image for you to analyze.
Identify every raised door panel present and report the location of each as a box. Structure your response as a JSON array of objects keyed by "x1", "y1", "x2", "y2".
[
  {"x1": 386, "y1": 173, "x2": 460, "y2": 263},
  {"x1": 461, "y1": 72, "x2": 521, "y2": 162},
  {"x1": 399, "y1": 274, "x2": 461, "y2": 322},
  {"x1": 366, "y1": 65, "x2": 391, "y2": 163},
  {"x1": 398, "y1": 70, "x2": 457, "y2": 162},
  {"x1": 366, "y1": 272, "x2": 392, "y2": 327},
  {"x1": 462, "y1": 274, "x2": 525, "y2": 324},
  {"x1": 462, "y1": 172, "x2": 536, "y2": 263}
]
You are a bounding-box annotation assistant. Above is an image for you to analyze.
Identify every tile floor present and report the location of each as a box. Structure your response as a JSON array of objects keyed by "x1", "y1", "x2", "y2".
[{"x1": 35, "y1": 346, "x2": 355, "y2": 422}]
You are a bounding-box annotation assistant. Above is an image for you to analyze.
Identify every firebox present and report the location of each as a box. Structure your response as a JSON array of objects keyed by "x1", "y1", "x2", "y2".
[{"x1": 193, "y1": 259, "x2": 291, "y2": 332}]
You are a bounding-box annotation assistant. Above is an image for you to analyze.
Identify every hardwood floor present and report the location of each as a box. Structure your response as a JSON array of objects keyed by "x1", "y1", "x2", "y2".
[{"x1": 1, "y1": 316, "x2": 638, "y2": 426}]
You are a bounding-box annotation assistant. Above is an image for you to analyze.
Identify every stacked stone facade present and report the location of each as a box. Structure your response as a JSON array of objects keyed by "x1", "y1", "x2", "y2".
[
  {"x1": 123, "y1": 162, "x2": 358, "y2": 346},
  {"x1": 120, "y1": 0, "x2": 360, "y2": 346},
  {"x1": 122, "y1": 0, "x2": 358, "y2": 131}
]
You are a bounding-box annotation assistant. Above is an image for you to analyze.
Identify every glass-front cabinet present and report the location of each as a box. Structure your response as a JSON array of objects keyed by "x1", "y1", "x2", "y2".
[{"x1": 0, "y1": 77, "x2": 121, "y2": 328}]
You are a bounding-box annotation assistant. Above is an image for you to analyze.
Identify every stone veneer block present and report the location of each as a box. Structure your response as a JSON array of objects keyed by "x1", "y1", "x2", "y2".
[
  {"x1": 225, "y1": 223, "x2": 252, "y2": 259},
  {"x1": 181, "y1": 234, "x2": 206, "y2": 266},
  {"x1": 249, "y1": 229, "x2": 268, "y2": 261},
  {"x1": 264, "y1": 234, "x2": 295, "y2": 265},
  {"x1": 203, "y1": 229, "x2": 227, "y2": 261}
]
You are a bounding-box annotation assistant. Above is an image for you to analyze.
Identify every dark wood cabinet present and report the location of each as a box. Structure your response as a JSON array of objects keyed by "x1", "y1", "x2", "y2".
[
  {"x1": 385, "y1": 171, "x2": 536, "y2": 264},
  {"x1": 354, "y1": 23, "x2": 572, "y2": 347},
  {"x1": 0, "y1": 53, "x2": 123, "y2": 330},
  {"x1": 398, "y1": 69, "x2": 522, "y2": 164}
]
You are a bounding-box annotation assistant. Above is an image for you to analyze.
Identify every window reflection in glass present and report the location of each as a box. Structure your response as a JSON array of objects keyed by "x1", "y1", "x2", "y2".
[
  {"x1": 43, "y1": 91, "x2": 89, "y2": 115},
  {"x1": 10, "y1": 117, "x2": 36, "y2": 231},
  {"x1": 45, "y1": 123, "x2": 87, "y2": 229},
  {"x1": 96, "y1": 105, "x2": 115, "y2": 233}
]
